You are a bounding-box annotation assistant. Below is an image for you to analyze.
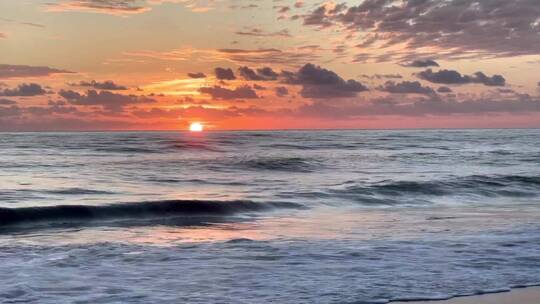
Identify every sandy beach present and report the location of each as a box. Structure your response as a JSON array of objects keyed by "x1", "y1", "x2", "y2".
[{"x1": 393, "y1": 287, "x2": 540, "y2": 304}]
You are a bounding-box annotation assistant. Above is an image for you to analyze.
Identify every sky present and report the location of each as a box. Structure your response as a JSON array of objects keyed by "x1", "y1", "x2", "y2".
[{"x1": 1, "y1": 0, "x2": 540, "y2": 131}]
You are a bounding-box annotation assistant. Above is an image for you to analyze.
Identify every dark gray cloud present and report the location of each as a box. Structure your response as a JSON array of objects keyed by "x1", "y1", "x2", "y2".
[
  {"x1": 187, "y1": 72, "x2": 206, "y2": 79},
  {"x1": 418, "y1": 69, "x2": 506, "y2": 86},
  {"x1": 238, "y1": 66, "x2": 264, "y2": 81},
  {"x1": 214, "y1": 67, "x2": 236, "y2": 80},
  {"x1": 0, "y1": 106, "x2": 22, "y2": 118},
  {"x1": 0, "y1": 117, "x2": 142, "y2": 132},
  {"x1": 199, "y1": 85, "x2": 259, "y2": 100},
  {"x1": 402, "y1": 59, "x2": 439, "y2": 68},
  {"x1": 0, "y1": 83, "x2": 47, "y2": 96},
  {"x1": 59, "y1": 89, "x2": 155, "y2": 112},
  {"x1": 0, "y1": 64, "x2": 74, "y2": 79},
  {"x1": 238, "y1": 66, "x2": 279, "y2": 81},
  {"x1": 283, "y1": 63, "x2": 368, "y2": 98},
  {"x1": 70, "y1": 80, "x2": 127, "y2": 90},
  {"x1": 275, "y1": 5, "x2": 290, "y2": 14},
  {"x1": 378, "y1": 81, "x2": 435, "y2": 95},
  {"x1": 437, "y1": 86, "x2": 453, "y2": 93},
  {"x1": 0, "y1": 100, "x2": 79, "y2": 120},
  {"x1": 0, "y1": 98, "x2": 17, "y2": 105},
  {"x1": 473, "y1": 72, "x2": 506, "y2": 87},
  {"x1": 303, "y1": 5, "x2": 334, "y2": 28},
  {"x1": 302, "y1": 0, "x2": 540, "y2": 59},
  {"x1": 1, "y1": 18, "x2": 45, "y2": 28},
  {"x1": 275, "y1": 86, "x2": 289, "y2": 97},
  {"x1": 25, "y1": 102, "x2": 80, "y2": 116},
  {"x1": 235, "y1": 28, "x2": 291, "y2": 37},
  {"x1": 257, "y1": 67, "x2": 279, "y2": 80}
]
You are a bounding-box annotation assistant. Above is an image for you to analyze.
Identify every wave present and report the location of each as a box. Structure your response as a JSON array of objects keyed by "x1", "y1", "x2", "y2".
[
  {"x1": 0, "y1": 199, "x2": 303, "y2": 228},
  {"x1": 239, "y1": 157, "x2": 321, "y2": 172},
  {"x1": 327, "y1": 174, "x2": 540, "y2": 204},
  {"x1": 94, "y1": 147, "x2": 160, "y2": 154},
  {"x1": 169, "y1": 142, "x2": 223, "y2": 152},
  {"x1": 42, "y1": 188, "x2": 115, "y2": 195},
  {"x1": 148, "y1": 178, "x2": 247, "y2": 186}
]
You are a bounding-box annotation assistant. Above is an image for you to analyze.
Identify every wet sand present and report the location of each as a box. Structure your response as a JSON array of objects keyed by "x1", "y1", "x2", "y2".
[{"x1": 393, "y1": 287, "x2": 540, "y2": 304}]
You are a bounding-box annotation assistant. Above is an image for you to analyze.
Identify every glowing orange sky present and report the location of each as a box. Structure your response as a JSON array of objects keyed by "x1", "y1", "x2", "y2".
[{"x1": 1, "y1": 0, "x2": 540, "y2": 131}]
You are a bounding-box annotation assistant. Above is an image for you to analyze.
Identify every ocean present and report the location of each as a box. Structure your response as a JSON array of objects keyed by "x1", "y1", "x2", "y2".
[{"x1": 0, "y1": 129, "x2": 539, "y2": 303}]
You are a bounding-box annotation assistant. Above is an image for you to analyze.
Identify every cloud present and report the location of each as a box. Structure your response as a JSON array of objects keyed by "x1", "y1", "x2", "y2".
[
  {"x1": 473, "y1": 72, "x2": 507, "y2": 87},
  {"x1": 257, "y1": 67, "x2": 279, "y2": 80},
  {"x1": 0, "y1": 33, "x2": 6, "y2": 39},
  {"x1": 497, "y1": 88, "x2": 516, "y2": 94},
  {"x1": 59, "y1": 89, "x2": 155, "y2": 111},
  {"x1": 378, "y1": 81, "x2": 435, "y2": 95},
  {"x1": 238, "y1": 66, "x2": 263, "y2": 81},
  {"x1": 294, "y1": 95, "x2": 540, "y2": 118},
  {"x1": 0, "y1": 98, "x2": 16, "y2": 105},
  {"x1": 418, "y1": 69, "x2": 506, "y2": 86},
  {"x1": 70, "y1": 80, "x2": 127, "y2": 90},
  {"x1": 0, "y1": 83, "x2": 47, "y2": 96},
  {"x1": 199, "y1": 85, "x2": 259, "y2": 100},
  {"x1": 238, "y1": 66, "x2": 279, "y2": 81},
  {"x1": 402, "y1": 59, "x2": 439, "y2": 68},
  {"x1": 123, "y1": 47, "x2": 321, "y2": 67},
  {"x1": 25, "y1": 102, "x2": 80, "y2": 116},
  {"x1": 274, "y1": 6, "x2": 290, "y2": 14},
  {"x1": 283, "y1": 63, "x2": 368, "y2": 98},
  {"x1": 229, "y1": 3, "x2": 258, "y2": 9},
  {"x1": 1, "y1": 17, "x2": 46, "y2": 28},
  {"x1": 187, "y1": 72, "x2": 206, "y2": 78},
  {"x1": 235, "y1": 28, "x2": 291, "y2": 38},
  {"x1": 0, "y1": 106, "x2": 22, "y2": 118},
  {"x1": 301, "y1": 0, "x2": 540, "y2": 60},
  {"x1": 134, "y1": 105, "x2": 270, "y2": 122},
  {"x1": 0, "y1": 64, "x2": 74, "y2": 79},
  {"x1": 45, "y1": 0, "x2": 218, "y2": 16},
  {"x1": 214, "y1": 67, "x2": 236, "y2": 80},
  {"x1": 437, "y1": 86, "x2": 452, "y2": 93},
  {"x1": 132, "y1": 107, "x2": 183, "y2": 119},
  {"x1": 361, "y1": 74, "x2": 402, "y2": 80},
  {"x1": 0, "y1": 116, "x2": 142, "y2": 132},
  {"x1": 198, "y1": 85, "x2": 258, "y2": 100},
  {"x1": 275, "y1": 86, "x2": 289, "y2": 97},
  {"x1": 216, "y1": 48, "x2": 320, "y2": 66},
  {"x1": 132, "y1": 105, "x2": 250, "y2": 121},
  {"x1": 45, "y1": 0, "x2": 151, "y2": 16}
]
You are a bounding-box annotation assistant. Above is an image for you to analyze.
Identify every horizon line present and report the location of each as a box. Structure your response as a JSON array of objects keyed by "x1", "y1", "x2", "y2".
[{"x1": 0, "y1": 127, "x2": 539, "y2": 133}]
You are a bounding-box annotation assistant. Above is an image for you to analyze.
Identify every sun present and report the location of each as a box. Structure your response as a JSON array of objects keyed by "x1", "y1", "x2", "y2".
[{"x1": 189, "y1": 122, "x2": 204, "y2": 132}]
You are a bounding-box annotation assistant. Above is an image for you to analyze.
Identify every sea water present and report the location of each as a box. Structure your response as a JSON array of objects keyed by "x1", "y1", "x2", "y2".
[{"x1": 0, "y1": 129, "x2": 539, "y2": 303}]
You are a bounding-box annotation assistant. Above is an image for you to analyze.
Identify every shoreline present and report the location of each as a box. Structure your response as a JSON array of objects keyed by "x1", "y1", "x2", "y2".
[{"x1": 392, "y1": 286, "x2": 540, "y2": 304}]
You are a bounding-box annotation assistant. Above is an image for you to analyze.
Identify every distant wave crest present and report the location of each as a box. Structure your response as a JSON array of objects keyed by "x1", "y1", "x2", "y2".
[
  {"x1": 239, "y1": 157, "x2": 321, "y2": 172},
  {"x1": 328, "y1": 174, "x2": 540, "y2": 205}
]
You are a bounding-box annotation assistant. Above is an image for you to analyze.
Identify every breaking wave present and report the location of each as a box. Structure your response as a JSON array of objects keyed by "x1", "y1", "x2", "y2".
[{"x1": 0, "y1": 199, "x2": 303, "y2": 228}]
